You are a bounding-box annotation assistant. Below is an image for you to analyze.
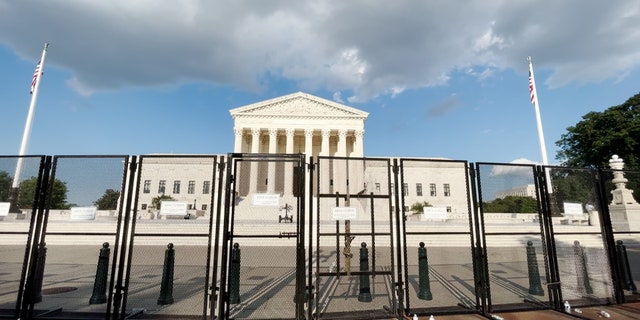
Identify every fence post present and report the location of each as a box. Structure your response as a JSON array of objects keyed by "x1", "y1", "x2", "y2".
[
  {"x1": 526, "y1": 241, "x2": 544, "y2": 296},
  {"x1": 573, "y1": 241, "x2": 593, "y2": 295},
  {"x1": 616, "y1": 240, "x2": 637, "y2": 291},
  {"x1": 229, "y1": 243, "x2": 241, "y2": 304},
  {"x1": 418, "y1": 242, "x2": 433, "y2": 300},
  {"x1": 358, "y1": 242, "x2": 372, "y2": 302},
  {"x1": 89, "y1": 242, "x2": 110, "y2": 304},
  {"x1": 157, "y1": 243, "x2": 175, "y2": 305}
]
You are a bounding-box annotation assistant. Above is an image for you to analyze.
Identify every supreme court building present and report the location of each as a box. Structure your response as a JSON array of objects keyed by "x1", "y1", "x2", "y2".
[{"x1": 135, "y1": 92, "x2": 469, "y2": 220}]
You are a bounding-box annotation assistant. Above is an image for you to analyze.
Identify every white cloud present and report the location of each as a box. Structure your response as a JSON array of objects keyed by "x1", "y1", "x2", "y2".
[
  {"x1": 490, "y1": 158, "x2": 538, "y2": 176},
  {"x1": 1, "y1": 1, "x2": 638, "y2": 101}
]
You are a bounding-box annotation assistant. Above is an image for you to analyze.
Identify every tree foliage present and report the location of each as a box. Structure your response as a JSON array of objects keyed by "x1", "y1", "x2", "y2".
[
  {"x1": 94, "y1": 189, "x2": 120, "y2": 210},
  {"x1": 556, "y1": 92, "x2": 640, "y2": 170},
  {"x1": 18, "y1": 176, "x2": 70, "y2": 209},
  {"x1": 409, "y1": 201, "x2": 431, "y2": 214},
  {"x1": 0, "y1": 171, "x2": 11, "y2": 201},
  {"x1": 482, "y1": 195, "x2": 537, "y2": 213}
]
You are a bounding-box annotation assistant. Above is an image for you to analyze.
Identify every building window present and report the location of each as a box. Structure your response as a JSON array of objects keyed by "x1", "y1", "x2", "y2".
[
  {"x1": 201, "y1": 204, "x2": 207, "y2": 211},
  {"x1": 416, "y1": 183, "x2": 423, "y2": 196},
  {"x1": 188, "y1": 180, "x2": 195, "y2": 194},
  {"x1": 402, "y1": 183, "x2": 408, "y2": 196},
  {"x1": 430, "y1": 183, "x2": 436, "y2": 196},
  {"x1": 143, "y1": 180, "x2": 151, "y2": 193},
  {"x1": 375, "y1": 183, "x2": 380, "y2": 192},
  {"x1": 446, "y1": 206, "x2": 452, "y2": 212},
  {"x1": 173, "y1": 180, "x2": 181, "y2": 194},
  {"x1": 158, "y1": 180, "x2": 166, "y2": 194},
  {"x1": 141, "y1": 204, "x2": 147, "y2": 210},
  {"x1": 444, "y1": 183, "x2": 451, "y2": 197},
  {"x1": 203, "y1": 181, "x2": 210, "y2": 194}
]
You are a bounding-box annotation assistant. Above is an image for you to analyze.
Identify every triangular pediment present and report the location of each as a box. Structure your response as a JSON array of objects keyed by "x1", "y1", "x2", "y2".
[{"x1": 230, "y1": 92, "x2": 369, "y2": 119}]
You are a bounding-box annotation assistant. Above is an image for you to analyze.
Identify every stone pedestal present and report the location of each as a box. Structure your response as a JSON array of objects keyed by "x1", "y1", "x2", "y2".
[
  {"x1": 607, "y1": 155, "x2": 640, "y2": 232},
  {"x1": 608, "y1": 205, "x2": 640, "y2": 232}
]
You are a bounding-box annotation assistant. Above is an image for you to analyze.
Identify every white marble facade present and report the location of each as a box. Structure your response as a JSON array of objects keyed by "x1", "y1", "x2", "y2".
[{"x1": 230, "y1": 92, "x2": 367, "y2": 158}]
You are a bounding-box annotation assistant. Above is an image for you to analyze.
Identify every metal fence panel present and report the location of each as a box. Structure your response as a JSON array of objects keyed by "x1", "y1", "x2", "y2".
[
  {"x1": 545, "y1": 166, "x2": 615, "y2": 307},
  {"x1": 219, "y1": 154, "x2": 305, "y2": 320},
  {"x1": 123, "y1": 155, "x2": 217, "y2": 319},
  {"x1": 475, "y1": 162, "x2": 550, "y2": 312},
  {"x1": 400, "y1": 159, "x2": 477, "y2": 316},
  {"x1": 312, "y1": 156, "x2": 397, "y2": 320},
  {"x1": 600, "y1": 168, "x2": 640, "y2": 302},
  {"x1": 27, "y1": 156, "x2": 128, "y2": 319},
  {"x1": 0, "y1": 156, "x2": 45, "y2": 318}
]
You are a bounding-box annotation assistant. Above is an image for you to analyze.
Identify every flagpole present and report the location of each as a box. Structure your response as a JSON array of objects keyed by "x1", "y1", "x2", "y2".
[
  {"x1": 527, "y1": 56, "x2": 555, "y2": 200},
  {"x1": 528, "y1": 56, "x2": 549, "y2": 166},
  {"x1": 8, "y1": 43, "x2": 49, "y2": 213}
]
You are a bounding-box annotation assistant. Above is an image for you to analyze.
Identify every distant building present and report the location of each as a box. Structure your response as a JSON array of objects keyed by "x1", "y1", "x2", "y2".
[{"x1": 494, "y1": 184, "x2": 536, "y2": 199}]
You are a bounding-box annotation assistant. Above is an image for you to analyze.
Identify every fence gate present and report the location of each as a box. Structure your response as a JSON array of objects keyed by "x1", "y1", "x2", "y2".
[
  {"x1": 398, "y1": 159, "x2": 479, "y2": 317},
  {"x1": 311, "y1": 156, "x2": 398, "y2": 319},
  {"x1": 218, "y1": 153, "x2": 307, "y2": 320}
]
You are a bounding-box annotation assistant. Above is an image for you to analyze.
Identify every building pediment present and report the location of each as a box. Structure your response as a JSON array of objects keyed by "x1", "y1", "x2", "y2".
[{"x1": 230, "y1": 92, "x2": 369, "y2": 119}]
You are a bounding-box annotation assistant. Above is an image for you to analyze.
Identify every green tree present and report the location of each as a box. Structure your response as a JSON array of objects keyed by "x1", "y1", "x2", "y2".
[
  {"x1": 0, "y1": 171, "x2": 12, "y2": 201},
  {"x1": 556, "y1": 92, "x2": 640, "y2": 170},
  {"x1": 151, "y1": 194, "x2": 175, "y2": 210},
  {"x1": 18, "y1": 176, "x2": 70, "y2": 209},
  {"x1": 94, "y1": 189, "x2": 120, "y2": 210},
  {"x1": 409, "y1": 201, "x2": 431, "y2": 214},
  {"x1": 482, "y1": 196, "x2": 537, "y2": 213}
]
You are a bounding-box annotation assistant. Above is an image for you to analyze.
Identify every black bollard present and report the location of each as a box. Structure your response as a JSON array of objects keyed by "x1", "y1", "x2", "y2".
[
  {"x1": 417, "y1": 242, "x2": 433, "y2": 300},
  {"x1": 89, "y1": 242, "x2": 110, "y2": 304},
  {"x1": 358, "y1": 242, "x2": 372, "y2": 302},
  {"x1": 573, "y1": 241, "x2": 593, "y2": 295},
  {"x1": 526, "y1": 241, "x2": 544, "y2": 296},
  {"x1": 616, "y1": 240, "x2": 637, "y2": 291},
  {"x1": 157, "y1": 243, "x2": 175, "y2": 305},
  {"x1": 30, "y1": 242, "x2": 47, "y2": 303},
  {"x1": 229, "y1": 243, "x2": 241, "y2": 304}
]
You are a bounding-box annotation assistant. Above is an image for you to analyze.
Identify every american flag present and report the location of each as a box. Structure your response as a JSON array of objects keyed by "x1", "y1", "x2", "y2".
[
  {"x1": 528, "y1": 69, "x2": 535, "y2": 105},
  {"x1": 30, "y1": 61, "x2": 42, "y2": 94}
]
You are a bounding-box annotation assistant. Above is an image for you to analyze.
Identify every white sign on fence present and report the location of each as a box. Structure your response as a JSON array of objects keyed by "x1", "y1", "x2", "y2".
[
  {"x1": 160, "y1": 201, "x2": 188, "y2": 216},
  {"x1": 422, "y1": 207, "x2": 447, "y2": 221},
  {"x1": 331, "y1": 207, "x2": 357, "y2": 220},
  {"x1": 0, "y1": 202, "x2": 10, "y2": 216},
  {"x1": 252, "y1": 193, "x2": 280, "y2": 206},
  {"x1": 70, "y1": 206, "x2": 97, "y2": 221},
  {"x1": 563, "y1": 202, "x2": 584, "y2": 216}
]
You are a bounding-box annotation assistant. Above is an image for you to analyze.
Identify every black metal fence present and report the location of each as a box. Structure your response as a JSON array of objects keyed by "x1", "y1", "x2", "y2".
[{"x1": 0, "y1": 154, "x2": 638, "y2": 319}]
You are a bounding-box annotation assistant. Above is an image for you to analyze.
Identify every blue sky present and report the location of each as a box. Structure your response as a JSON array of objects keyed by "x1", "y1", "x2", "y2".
[{"x1": 1, "y1": 1, "x2": 639, "y2": 165}]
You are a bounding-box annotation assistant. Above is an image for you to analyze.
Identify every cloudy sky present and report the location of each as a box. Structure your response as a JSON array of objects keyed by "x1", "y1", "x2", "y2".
[{"x1": 1, "y1": 1, "x2": 639, "y2": 164}]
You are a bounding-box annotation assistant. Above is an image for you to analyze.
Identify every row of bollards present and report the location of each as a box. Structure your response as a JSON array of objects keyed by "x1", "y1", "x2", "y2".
[
  {"x1": 88, "y1": 242, "x2": 176, "y2": 306},
  {"x1": 80, "y1": 238, "x2": 639, "y2": 310}
]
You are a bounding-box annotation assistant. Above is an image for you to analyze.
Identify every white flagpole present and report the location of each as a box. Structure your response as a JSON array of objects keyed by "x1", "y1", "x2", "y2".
[
  {"x1": 11, "y1": 43, "x2": 49, "y2": 189},
  {"x1": 528, "y1": 56, "x2": 550, "y2": 166},
  {"x1": 528, "y1": 56, "x2": 554, "y2": 195}
]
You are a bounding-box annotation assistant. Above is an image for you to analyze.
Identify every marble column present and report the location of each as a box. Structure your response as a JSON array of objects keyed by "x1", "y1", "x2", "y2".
[
  {"x1": 234, "y1": 127, "x2": 244, "y2": 153},
  {"x1": 320, "y1": 129, "x2": 331, "y2": 194},
  {"x1": 336, "y1": 129, "x2": 348, "y2": 195},
  {"x1": 284, "y1": 129, "x2": 295, "y2": 195},
  {"x1": 249, "y1": 128, "x2": 261, "y2": 193},
  {"x1": 354, "y1": 130, "x2": 364, "y2": 157},
  {"x1": 304, "y1": 129, "x2": 314, "y2": 162},
  {"x1": 267, "y1": 128, "x2": 278, "y2": 193}
]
